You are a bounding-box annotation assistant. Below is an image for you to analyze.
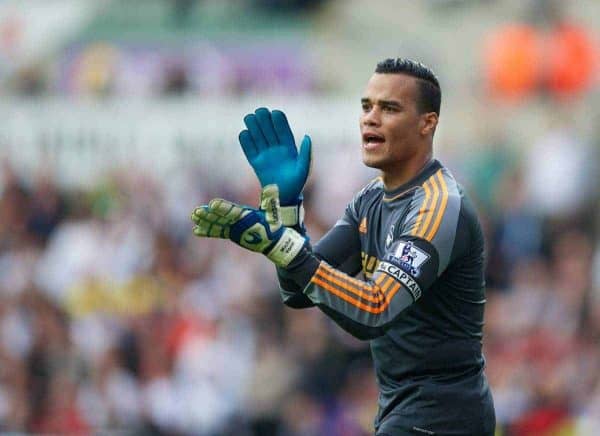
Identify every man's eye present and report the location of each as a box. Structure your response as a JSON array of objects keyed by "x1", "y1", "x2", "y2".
[
  {"x1": 361, "y1": 104, "x2": 371, "y2": 111},
  {"x1": 383, "y1": 106, "x2": 398, "y2": 112}
]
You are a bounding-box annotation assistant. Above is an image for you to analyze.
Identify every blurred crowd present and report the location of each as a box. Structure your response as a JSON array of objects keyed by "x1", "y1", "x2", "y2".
[
  {"x1": 0, "y1": 111, "x2": 598, "y2": 435},
  {"x1": 0, "y1": 158, "x2": 378, "y2": 435}
]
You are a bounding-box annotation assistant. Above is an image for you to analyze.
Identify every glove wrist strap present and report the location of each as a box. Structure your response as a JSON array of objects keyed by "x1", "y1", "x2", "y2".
[
  {"x1": 280, "y1": 203, "x2": 304, "y2": 227},
  {"x1": 266, "y1": 228, "x2": 306, "y2": 267}
]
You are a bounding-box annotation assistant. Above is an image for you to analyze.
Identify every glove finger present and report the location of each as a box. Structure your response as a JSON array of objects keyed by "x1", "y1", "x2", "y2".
[
  {"x1": 208, "y1": 198, "x2": 246, "y2": 222},
  {"x1": 239, "y1": 130, "x2": 258, "y2": 160},
  {"x1": 193, "y1": 222, "x2": 230, "y2": 239},
  {"x1": 193, "y1": 224, "x2": 209, "y2": 237},
  {"x1": 244, "y1": 113, "x2": 268, "y2": 151},
  {"x1": 255, "y1": 107, "x2": 279, "y2": 146},
  {"x1": 191, "y1": 206, "x2": 210, "y2": 224},
  {"x1": 192, "y1": 207, "x2": 227, "y2": 226},
  {"x1": 192, "y1": 205, "x2": 232, "y2": 239},
  {"x1": 297, "y1": 134, "x2": 312, "y2": 183},
  {"x1": 271, "y1": 110, "x2": 297, "y2": 156}
]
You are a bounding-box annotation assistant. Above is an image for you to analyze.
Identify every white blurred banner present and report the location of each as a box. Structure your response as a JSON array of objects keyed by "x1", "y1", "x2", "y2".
[{"x1": 0, "y1": 98, "x2": 361, "y2": 187}]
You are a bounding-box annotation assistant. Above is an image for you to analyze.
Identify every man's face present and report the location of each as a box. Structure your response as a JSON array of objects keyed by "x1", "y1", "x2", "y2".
[{"x1": 359, "y1": 73, "x2": 428, "y2": 172}]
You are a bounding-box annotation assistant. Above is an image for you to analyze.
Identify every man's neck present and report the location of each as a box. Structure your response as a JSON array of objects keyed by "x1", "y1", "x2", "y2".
[{"x1": 381, "y1": 154, "x2": 433, "y2": 191}]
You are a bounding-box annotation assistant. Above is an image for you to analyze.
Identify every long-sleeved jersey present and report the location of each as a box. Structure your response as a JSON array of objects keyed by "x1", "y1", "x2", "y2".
[{"x1": 278, "y1": 159, "x2": 495, "y2": 432}]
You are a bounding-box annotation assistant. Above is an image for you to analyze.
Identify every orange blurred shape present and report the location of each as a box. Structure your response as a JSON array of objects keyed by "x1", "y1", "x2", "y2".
[
  {"x1": 546, "y1": 24, "x2": 597, "y2": 97},
  {"x1": 485, "y1": 24, "x2": 542, "y2": 100}
]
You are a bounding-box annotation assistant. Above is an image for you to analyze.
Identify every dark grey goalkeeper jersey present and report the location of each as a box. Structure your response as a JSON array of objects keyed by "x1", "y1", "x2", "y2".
[{"x1": 278, "y1": 159, "x2": 495, "y2": 434}]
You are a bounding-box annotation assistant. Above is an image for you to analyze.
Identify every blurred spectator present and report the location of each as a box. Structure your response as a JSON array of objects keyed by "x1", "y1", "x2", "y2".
[
  {"x1": 27, "y1": 173, "x2": 65, "y2": 245},
  {"x1": 13, "y1": 65, "x2": 47, "y2": 96},
  {"x1": 486, "y1": 166, "x2": 544, "y2": 288},
  {"x1": 162, "y1": 62, "x2": 191, "y2": 96},
  {"x1": 483, "y1": 0, "x2": 598, "y2": 102},
  {"x1": 73, "y1": 43, "x2": 119, "y2": 97},
  {"x1": 523, "y1": 112, "x2": 595, "y2": 219}
]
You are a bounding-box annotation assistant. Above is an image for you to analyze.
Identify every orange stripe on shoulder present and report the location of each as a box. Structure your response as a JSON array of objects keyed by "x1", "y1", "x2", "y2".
[
  {"x1": 424, "y1": 171, "x2": 449, "y2": 241},
  {"x1": 418, "y1": 171, "x2": 441, "y2": 238},
  {"x1": 411, "y1": 180, "x2": 432, "y2": 236}
]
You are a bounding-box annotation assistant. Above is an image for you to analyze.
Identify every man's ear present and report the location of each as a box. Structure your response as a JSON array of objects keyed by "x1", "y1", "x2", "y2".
[{"x1": 420, "y1": 112, "x2": 438, "y2": 136}]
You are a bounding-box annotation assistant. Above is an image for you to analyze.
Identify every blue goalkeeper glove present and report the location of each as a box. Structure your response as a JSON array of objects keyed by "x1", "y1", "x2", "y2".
[
  {"x1": 191, "y1": 185, "x2": 307, "y2": 267},
  {"x1": 239, "y1": 108, "x2": 312, "y2": 227}
]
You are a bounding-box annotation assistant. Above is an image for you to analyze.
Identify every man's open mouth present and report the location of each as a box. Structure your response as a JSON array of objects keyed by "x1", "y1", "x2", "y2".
[{"x1": 362, "y1": 132, "x2": 385, "y2": 146}]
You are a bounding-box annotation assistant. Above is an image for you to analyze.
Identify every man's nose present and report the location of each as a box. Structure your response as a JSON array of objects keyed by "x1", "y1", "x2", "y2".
[{"x1": 362, "y1": 107, "x2": 381, "y2": 126}]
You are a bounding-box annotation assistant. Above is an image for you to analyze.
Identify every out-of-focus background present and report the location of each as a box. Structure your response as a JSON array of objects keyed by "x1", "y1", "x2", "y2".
[{"x1": 0, "y1": 0, "x2": 599, "y2": 435}]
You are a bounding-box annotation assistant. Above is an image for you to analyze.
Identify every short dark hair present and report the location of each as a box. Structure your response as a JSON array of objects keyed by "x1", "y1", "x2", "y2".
[{"x1": 375, "y1": 58, "x2": 441, "y2": 116}]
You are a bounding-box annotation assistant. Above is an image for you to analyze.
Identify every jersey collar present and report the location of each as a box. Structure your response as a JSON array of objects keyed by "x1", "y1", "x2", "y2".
[{"x1": 382, "y1": 159, "x2": 442, "y2": 202}]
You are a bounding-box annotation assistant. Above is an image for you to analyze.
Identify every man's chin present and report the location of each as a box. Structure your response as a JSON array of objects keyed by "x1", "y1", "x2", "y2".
[{"x1": 361, "y1": 155, "x2": 384, "y2": 170}]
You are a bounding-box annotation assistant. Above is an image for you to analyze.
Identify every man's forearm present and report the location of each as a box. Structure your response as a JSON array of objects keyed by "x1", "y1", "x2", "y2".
[
  {"x1": 281, "y1": 249, "x2": 415, "y2": 339},
  {"x1": 276, "y1": 219, "x2": 362, "y2": 309}
]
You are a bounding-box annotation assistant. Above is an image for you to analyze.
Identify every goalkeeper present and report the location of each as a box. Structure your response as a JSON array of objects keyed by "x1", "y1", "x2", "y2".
[{"x1": 191, "y1": 58, "x2": 495, "y2": 435}]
